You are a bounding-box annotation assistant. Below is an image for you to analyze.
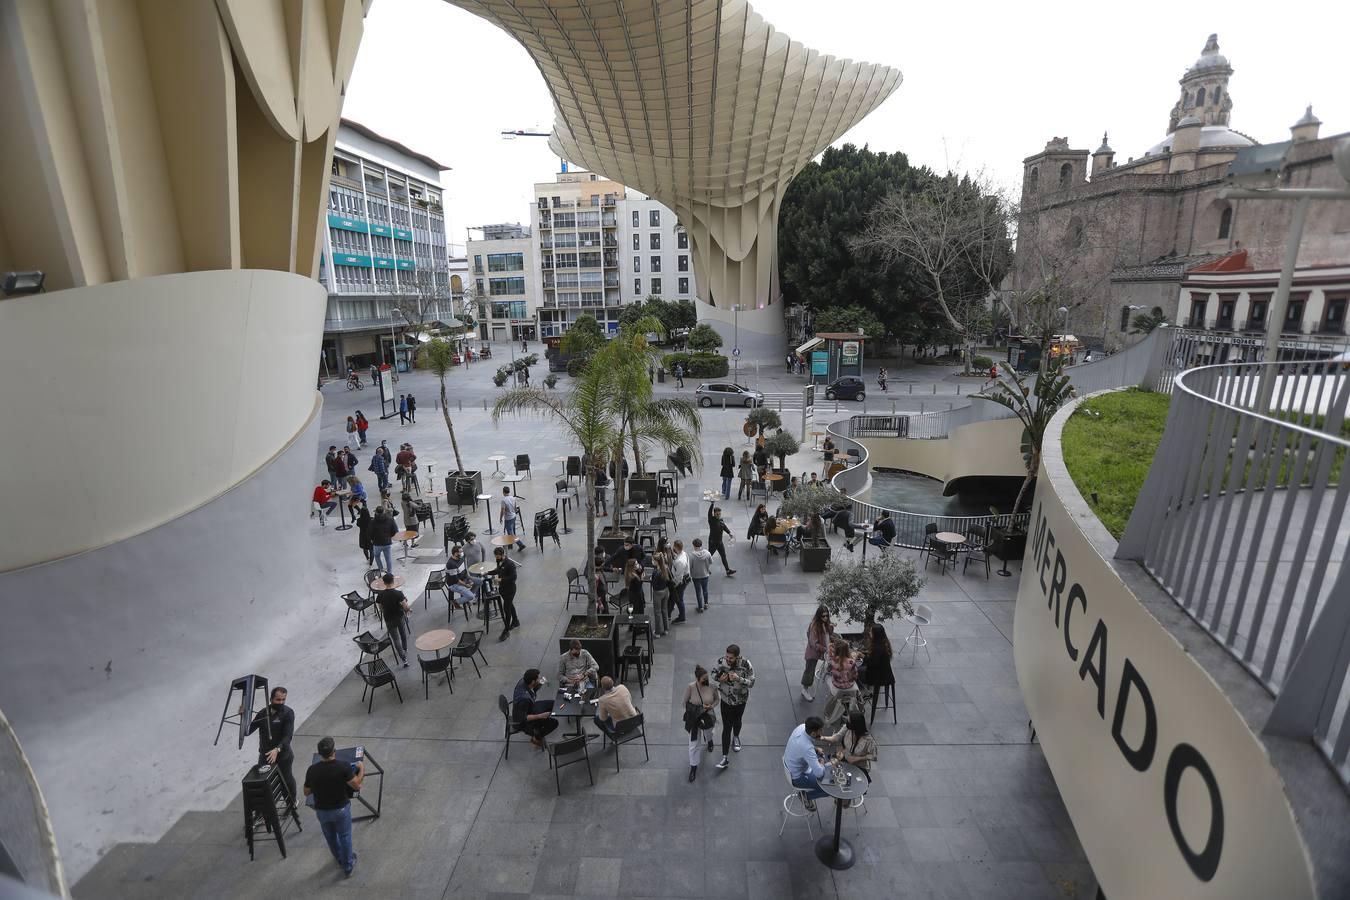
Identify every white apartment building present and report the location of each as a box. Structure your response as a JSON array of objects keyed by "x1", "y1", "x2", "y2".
[
  {"x1": 532, "y1": 170, "x2": 696, "y2": 338},
  {"x1": 466, "y1": 223, "x2": 536, "y2": 342}
]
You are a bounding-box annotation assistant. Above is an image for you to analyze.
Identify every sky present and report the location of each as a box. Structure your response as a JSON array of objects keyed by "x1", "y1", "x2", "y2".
[{"x1": 343, "y1": 0, "x2": 1347, "y2": 255}]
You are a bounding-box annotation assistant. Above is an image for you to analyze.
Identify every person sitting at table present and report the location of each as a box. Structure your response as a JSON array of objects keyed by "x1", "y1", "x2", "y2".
[
  {"x1": 605, "y1": 536, "x2": 645, "y2": 573},
  {"x1": 511, "y1": 668, "x2": 558, "y2": 750},
  {"x1": 558, "y1": 639, "x2": 599, "y2": 691},
  {"x1": 800, "y1": 512, "x2": 826, "y2": 545},
  {"x1": 868, "y1": 511, "x2": 897, "y2": 548},
  {"x1": 783, "y1": 716, "x2": 830, "y2": 809},
  {"x1": 746, "y1": 504, "x2": 768, "y2": 547},
  {"x1": 783, "y1": 475, "x2": 800, "y2": 498},
  {"x1": 312, "y1": 480, "x2": 338, "y2": 517},
  {"x1": 443, "y1": 545, "x2": 477, "y2": 609},
  {"x1": 592, "y1": 675, "x2": 638, "y2": 738},
  {"x1": 822, "y1": 711, "x2": 878, "y2": 782},
  {"x1": 808, "y1": 472, "x2": 820, "y2": 487},
  {"x1": 463, "y1": 531, "x2": 487, "y2": 572}
]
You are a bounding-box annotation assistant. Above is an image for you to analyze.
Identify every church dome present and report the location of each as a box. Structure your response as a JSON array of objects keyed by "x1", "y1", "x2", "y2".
[
  {"x1": 1185, "y1": 34, "x2": 1230, "y2": 75},
  {"x1": 1146, "y1": 125, "x2": 1255, "y2": 156}
]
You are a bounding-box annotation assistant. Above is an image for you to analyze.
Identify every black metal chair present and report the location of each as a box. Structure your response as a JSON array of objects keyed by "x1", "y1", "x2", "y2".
[
  {"x1": 444, "y1": 515, "x2": 469, "y2": 556},
  {"x1": 354, "y1": 659, "x2": 402, "y2": 713},
  {"x1": 498, "y1": 693, "x2": 539, "y2": 759},
  {"x1": 546, "y1": 734, "x2": 594, "y2": 794},
  {"x1": 352, "y1": 630, "x2": 391, "y2": 665},
  {"x1": 514, "y1": 454, "x2": 532, "y2": 479},
  {"x1": 534, "y1": 508, "x2": 561, "y2": 551},
  {"x1": 450, "y1": 630, "x2": 488, "y2": 678},
  {"x1": 604, "y1": 712, "x2": 649, "y2": 772},
  {"x1": 409, "y1": 496, "x2": 435, "y2": 531},
  {"x1": 343, "y1": 591, "x2": 377, "y2": 631},
  {"x1": 566, "y1": 455, "x2": 582, "y2": 486},
  {"x1": 963, "y1": 524, "x2": 992, "y2": 579},
  {"x1": 363, "y1": 568, "x2": 384, "y2": 599},
  {"x1": 765, "y1": 530, "x2": 790, "y2": 564},
  {"x1": 565, "y1": 567, "x2": 588, "y2": 609},
  {"x1": 423, "y1": 569, "x2": 448, "y2": 610},
  {"x1": 417, "y1": 654, "x2": 454, "y2": 699},
  {"x1": 918, "y1": 523, "x2": 941, "y2": 567},
  {"x1": 617, "y1": 645, "x2": 649, "y2": 698},
  {"x1": 634, "y1": 525, "x2": 660, "y2": 552}
]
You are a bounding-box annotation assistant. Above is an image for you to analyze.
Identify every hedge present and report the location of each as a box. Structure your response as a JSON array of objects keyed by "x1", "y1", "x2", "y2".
[
  {"x1": 566, "y1": 357, "x2": 589, "y2": 377},
  {"x1": 972, "y1": 355, "x2": 995, "y2": 370},
  {"x1": 661, "y1": 352, "x2": 728, "y2": 378}
]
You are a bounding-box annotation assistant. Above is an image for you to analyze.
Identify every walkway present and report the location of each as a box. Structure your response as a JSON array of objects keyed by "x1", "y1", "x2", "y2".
[{"x1": 75, "y1": 361, "x2": 1092, "y2": 899}]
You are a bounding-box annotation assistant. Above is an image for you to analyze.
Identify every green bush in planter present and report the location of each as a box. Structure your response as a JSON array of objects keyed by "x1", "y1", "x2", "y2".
[
  {"x1": 566, "y1": 357, "x2": 589, "y2": 377},
  {"x1": 816, "y1": 553, "x2": 925, "y2": 634},
  {"x1": 777, "y1": 482, "x2": 840, "y2": 521},
  {"x1": 763, "y1": 430, "x2": 800, "y2": 468},
  {"x1": 746, "y1": 407, "x2": 782, "y2": 436},
  {"x1": 492, "y1": 369, "x2": 508, "y2": 387},
  {"x1": 972, "y1": 355, "x2": 994, "y2": 370},
  {"x1": 661, "y1": 351, "x2": 728, "y2": 378}
]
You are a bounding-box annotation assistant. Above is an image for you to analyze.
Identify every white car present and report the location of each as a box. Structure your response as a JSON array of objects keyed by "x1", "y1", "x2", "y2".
[{"x1": 695, "y1": 382, "x2": 764, "y2": 408}]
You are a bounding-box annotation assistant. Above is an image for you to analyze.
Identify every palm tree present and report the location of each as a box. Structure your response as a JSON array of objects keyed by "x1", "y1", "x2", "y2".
[
  {"x1": 418, "y1": 337, "x2": 465, "y2": 473},
  {"x1": 1130, "y1": 311, "x2": 1167, "y2": 335},
  {"x1": 493, "y1": 361, "x2": 619, "y2": 624},
  {"x1": 986, "y1": 354, "x2": 1076, "y2": 514}
]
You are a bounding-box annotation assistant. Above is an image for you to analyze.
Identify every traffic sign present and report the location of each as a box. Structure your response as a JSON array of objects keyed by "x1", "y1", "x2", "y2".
[{"x1": 732, "y1": 347, "x2": 741, "y2": 357}]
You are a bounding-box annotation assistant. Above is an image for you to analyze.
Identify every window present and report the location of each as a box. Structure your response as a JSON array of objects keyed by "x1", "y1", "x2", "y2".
[
  {"x1": 634, "y1": 278, "x2": 642, "y2": 295},
  {"x1": 677, "y1": 231, "x2": 688, "y2": 249},
  {"x1": 650, "y1": 278, "x2": 661, "y2": 295},
  {"x1": 632, "y1": 234, "x2": 640, "y2": 250},
  {"x1": 1218, "y1": 207, "x2": 1232, "y2": 240},
  {"x1": 649, "y1": 209, "x2": 661, "y2": 227},
  {"x1": 1188, "y1": 295, "x2": 1208, "y2": 328},
  {"x1": 1027, "y1": 167, "x2": 1038, "y2": 194},
  {"x1": 1059, "y1": 163, "x2": 1073, "y2": 190},
  {"x1": 633, "y1": 256, "x2": 641, "y2": 273},
  {"x1": 489, "y1": 277, "x2": 526, "y2": 295},
  {"x1": 632, "y1": 210, "x2": 640, "y2": 227},
  {"x1": 1065, "y1": 217, "x2": 1084, "y2": 249},
  {"x1": 650, "y1": 256, "x2": 661, "y2": 273},
  {"x1": 678, "y1": 277, "x2": 689, "y2": 295},
  {"x1": 1213, "y1": 87, "x2": 1221, "y2": 106},
  {"x1": 487, "y1": 252, "x2": 523, "y2": 272},
  {"x1": 492, "y1": 300, "x2": 526, "y2": 320},
  {"x1": 555, "y1": 252, "x2": 578, "y2": 268},
  {"x1": 1247, "y1": 294, "x2": 1268, "y2": 330},
  {"x1": 1119, "y1": 306, "x2": 1131, "y2": 332},
  {"x1": 1284, "y1": 295, "x2": 1306, "y2": 333},
  {"x1": 1323, "y1": 296, "x2": 1347, "y2": 333},
  {"x1": 1196, "y1": 87, "x2": 1206, "y2": 106},
  {"x1": 678, "y1": 255, "x2": 689, "y2": 272},
  {"x1": 650, "y1": 233, "x2": 661, "y2": 250},
  {"x1": 1217, "y1": 296, "x2": 1236, "y2": 329}
]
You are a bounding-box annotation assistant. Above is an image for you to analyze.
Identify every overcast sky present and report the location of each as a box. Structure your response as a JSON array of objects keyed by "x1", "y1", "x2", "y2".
[{"x1": 343, "y1": 0, "x2": 1346, "y2": 254}]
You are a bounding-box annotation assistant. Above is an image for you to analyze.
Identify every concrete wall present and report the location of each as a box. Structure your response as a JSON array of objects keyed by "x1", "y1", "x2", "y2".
[
  {"x1": 0, "y1": 270, "x2": 328, "y2": 571},
  {"x1": 697, "y1": 300, "x2": 786, "y2": 362},
  {"x1": 859, "y1": 417, "x2": 1026, "y2": 490}
]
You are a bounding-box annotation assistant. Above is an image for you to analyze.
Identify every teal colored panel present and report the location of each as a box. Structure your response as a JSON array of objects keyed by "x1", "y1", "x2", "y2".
[
  {"x1": 327, "y1": 214, "x2": 369, "y2": 233},
  {"x1": 396, "y1": 259, "x2": 415, "y2": 270},
  {"x1": 393, "y1": 228, "x2": 413, "y2": 241},
  {"x1": 370, "y1": 223, "x2": 391, "y2": 236},
  {"x1": 373, "y1": 257, "x2": 395, "y2": 269},
  {"x1": 334, "y1": 253, "x2": 371, "y2": 267}
]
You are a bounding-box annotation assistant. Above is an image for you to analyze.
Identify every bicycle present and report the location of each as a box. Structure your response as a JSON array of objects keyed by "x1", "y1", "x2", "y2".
[{"x1": 346, "y1": 375, "x2": 364, "y2": 391}]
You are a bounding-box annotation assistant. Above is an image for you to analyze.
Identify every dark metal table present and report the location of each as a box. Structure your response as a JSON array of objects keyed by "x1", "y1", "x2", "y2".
[
  {"x1": 814, "y1": 761, "x2": 868, "y2": 870},
  {"x1": 552, "y1": 688, "x2": 595, "y2": 739},
  {"x1": 309, "y1": 747, "x2": 384, "y2": 821}
]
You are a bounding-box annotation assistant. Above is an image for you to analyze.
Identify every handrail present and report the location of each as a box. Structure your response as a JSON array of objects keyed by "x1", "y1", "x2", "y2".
[{"x1": 1118, "y1": 360, "x2": 1350, "y2": 786}]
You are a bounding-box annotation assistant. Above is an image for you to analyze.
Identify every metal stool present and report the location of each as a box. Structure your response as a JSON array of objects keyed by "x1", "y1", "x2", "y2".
[
  {"x1": 778, "y1": 762, "x2": 822, "y2": 838},
  {"x1": 904, "y1": 603, "x2": 932, "y2": 666},
  {"x1": 617, "y1": 645, "x2": 649, "y2": 697}
]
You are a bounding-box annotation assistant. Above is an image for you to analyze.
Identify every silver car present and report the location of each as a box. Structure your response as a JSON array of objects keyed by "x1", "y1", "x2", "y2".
[{"x1": 695, "y1": 382, "x2": 764, "y2": 408}]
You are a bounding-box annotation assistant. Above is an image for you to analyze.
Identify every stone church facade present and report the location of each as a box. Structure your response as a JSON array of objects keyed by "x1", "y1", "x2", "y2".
[{"x1": 1009, "y1": 34, "x2": 1350, "y2": 351}]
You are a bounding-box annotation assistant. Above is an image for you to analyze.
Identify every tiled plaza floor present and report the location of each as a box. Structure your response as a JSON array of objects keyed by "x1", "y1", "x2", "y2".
[{"x1": 75, "y1": 366, "x2": 1094, "y2": 899}]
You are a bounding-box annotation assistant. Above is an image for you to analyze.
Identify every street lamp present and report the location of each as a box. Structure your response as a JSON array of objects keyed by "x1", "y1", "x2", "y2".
[
  {"x1": 389, "y1": 307, "x2": 401, "y2": 369},
  {"x1": 732, "y1": 304, "x2": 741, "y2": 382}
]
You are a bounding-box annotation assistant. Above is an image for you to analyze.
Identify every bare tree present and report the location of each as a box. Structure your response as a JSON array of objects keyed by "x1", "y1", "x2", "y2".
[{"x1": 392, "y1": 268, "x2": 450, "y2": 346}]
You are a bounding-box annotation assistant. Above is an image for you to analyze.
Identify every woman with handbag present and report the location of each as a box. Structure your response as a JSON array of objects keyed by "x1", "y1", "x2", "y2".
[
  {"x1": 623, "y1": 558, "x2": 646, "y2": 614},
  {"x1": 736, "y1": 450, "x2": 755, "y2": 500},
  {"x1": 800, "y1": 606, "x2": 832, "y2": 702},
  {"x1": 649, "y1": 543, "x2": 671, "y2": 637},
  {"x1": 682, "y1": 665, "x2": 719, "y2": 782}
]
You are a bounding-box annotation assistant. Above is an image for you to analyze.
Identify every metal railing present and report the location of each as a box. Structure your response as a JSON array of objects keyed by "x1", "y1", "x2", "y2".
[
  {"x1": 1118, "y1": 360, "x2": 1350, "y2": 786},
  {"x1": 1154, "y1": 327, "x2": 1350, "y2": 394},
  {"x1": 848, "y1": 500, "x2": 1030, "y2": 551},
  {"x1": 848, "y1": 411, "x2": 953, "y2": 439}
]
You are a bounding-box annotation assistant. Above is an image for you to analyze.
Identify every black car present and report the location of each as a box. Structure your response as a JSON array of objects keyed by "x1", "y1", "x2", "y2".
[{"x1": 825, "y1": 376, "x2": 865, "y2": 401}]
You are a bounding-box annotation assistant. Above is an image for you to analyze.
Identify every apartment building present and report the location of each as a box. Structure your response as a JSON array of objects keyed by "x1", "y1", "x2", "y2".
[
  {"x1": 466, "y1": 224, "x2": 536, "y2": 342},
  {"x1": 318, "y1": 119, "x2": 452, "y2": 372},
  {"x1": 531, "y1": 171, "x2": 696, "y2": 338}
]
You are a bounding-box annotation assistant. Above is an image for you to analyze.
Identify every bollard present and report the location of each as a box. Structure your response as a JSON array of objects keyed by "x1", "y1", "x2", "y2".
[
  {"x1": 458, "y1": 399, "x2": 462, "y2": 411},
  {"x1": 920, "y1": 401, "x2": 925, "y2": 414},
  {"x1": 957, "y1": 384, "x2": 962, "y2": 395},
  {"x1": 932, "y1": 383, "x2": 937, "y2": 394},
  {"x1": 908, "y1": 383, "x2": 912, "y2": 394}
]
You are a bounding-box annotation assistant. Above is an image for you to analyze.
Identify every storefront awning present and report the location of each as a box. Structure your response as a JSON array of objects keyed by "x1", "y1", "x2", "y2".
[{"x1": 795, "y1": 336, "x2": 823, "y2": 355}]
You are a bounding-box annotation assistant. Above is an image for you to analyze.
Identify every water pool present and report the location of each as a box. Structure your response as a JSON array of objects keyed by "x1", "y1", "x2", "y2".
[{"x1": 866, "y1": 468, "x2": 1019, "y2": 517}]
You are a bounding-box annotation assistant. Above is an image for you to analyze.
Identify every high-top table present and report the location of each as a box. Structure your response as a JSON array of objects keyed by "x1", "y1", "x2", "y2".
[
  {"x1": 487, "y1": 455, "x2": 507, "y2": 479},
  {"x1": 394, "y1": 530, "x2": 420, "y2": 563},
  {"x1": 814, "y1": 760, "x2": 869, "y2": 870},
  {"x1": 477, "y1": 494, "x2": 496, "y2": 535}
]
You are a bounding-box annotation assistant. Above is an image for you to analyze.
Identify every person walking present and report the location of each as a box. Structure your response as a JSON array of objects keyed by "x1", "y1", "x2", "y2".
[
  {"x1": 331, "y1": 449, "x2": 350, "y2": 486},
  {"x1": 718, "y1": 447, "x2": 734, "y2": 500},
  {"x1": 800, "y1": 606, "x2": 833, "y2": 702},
  {"x1": 670, "y1": 539, "x2": 690, "y2": 623},
  {"x1": 367, "y1": 447, "x2": 389, "y2": 495},
  {"x1": 303, "y1": 736, "x2": 364, "y2": 877},
  {"x1": 877, "y1": 367, "x2": 888, "y2": 392},
  {"x1": 375, "y1": 573, "x2": 411, "y2": 667},
  {"x1": 246, "y1": 686, "x2": 296, "y2": 806},
  {"x1": 405, "y1": 394, "x2": 416, "y2": 423},
  {"x1": 493, "y1": 546, "x2": 521, "y2": 641},
  {"x1": 354, "y1": 410, "x2": 369, "y2": 446},
  {"x1": 345, "y1": 416, "x2": 360, "y2": 451},
  {"x1": 712, "y1": 644, "x2": 755, "y2": 770},
  {"x1": 673, "y1": 362, "x2": 684, "y2": 389},
  {"x1": 683, "y1": 665, "x2": 719, "y2": 782},
  {"x1": 398, "y1": 394, "x2": 409, "y2": 425},
  {"x1": 705, "y1": 503, "x2": 736, "y2": 577},
  {"x1": 649, "y1": 542, "x2": 672, "y2": 637},
  {"x1": 737, "y1": 450, "x2": 754, "y2": 501},
  {"x1": 369, "y1": 363, "x2": 379, "y2": 386},
  {"x1": 687, "y1": 538, "x2": 713, "y2": 612},
  {"x1": 369, "y1": 506, "x2": 397, "y2": 573},
  {"x1": 355, "y1": 502, "x2": 373, "y2": 563},
  {"x1": 498, "y1": 486, "x2": 526, "y2": 551}
]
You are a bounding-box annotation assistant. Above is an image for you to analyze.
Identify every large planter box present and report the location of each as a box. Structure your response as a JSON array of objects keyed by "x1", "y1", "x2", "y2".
[
  {"x1": 800, "y1": 540, "x2": 832, "y2": 572},
  {"x1": 562, "y1": 614, "x2": 618, "y2": 678},
  {"x1": 990, "y1": 526, "x2": 1027, "y2": 565},
  {"x1": 597, "y1": 529, "x2": 630, "y2": 559},
  {"x1": 446, "y1": 470, "x2": 482, "y2": 506},
  {"x1": 627, "y1": 476, "x2": 659, "y2": 506}
]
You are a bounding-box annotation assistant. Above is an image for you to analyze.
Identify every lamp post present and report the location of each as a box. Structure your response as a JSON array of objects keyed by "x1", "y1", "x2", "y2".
[
  {"x1": 732, "y1": 304, "x2": 741, "y2": 382},
  {"x1": 389, "y1": 307, "x2": 401, "y2": 369}
]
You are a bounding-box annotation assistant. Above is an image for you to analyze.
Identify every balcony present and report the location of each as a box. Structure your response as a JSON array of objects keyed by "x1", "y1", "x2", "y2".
[
  {"x1": 602, "y1": 214, "x2": 617, "y2": 228},
  {"x1": 538, "y1": 219, "x2": 551, "y2": 230}
]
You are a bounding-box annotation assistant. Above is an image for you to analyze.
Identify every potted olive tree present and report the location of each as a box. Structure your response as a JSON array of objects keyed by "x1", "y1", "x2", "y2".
[
  {"x1": 777, "y1": 482, "x2": 841, "y2": 571},
  {"x1": 816, "y1": 553, "x2": 925, "y2": 646}
]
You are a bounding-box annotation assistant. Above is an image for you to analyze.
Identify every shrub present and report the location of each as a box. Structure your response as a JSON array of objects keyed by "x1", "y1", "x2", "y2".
[
  {"x1": 543, "y1": 373, "x2": 558, "y2": 389},
  {"x1": 816, "y1": 553, "x2": 924, "y2": 632},
  {"x1": 746, "y1": 407, "x2": 782, "y2": 435},
  {"x1": 566, "y1": 357, "x2": 589, "y2": 377},
  {"x1": 661, "y1": 352, "x2": 728, "y2": 378},
  {"x1": 972, "y1": 355, "x2": 994, "y2": 370},
  {"x1": 492, "y1": 369, "x2": 508, "y2": 387},
  {"x1": 687, "y1": 323, "x2": 724, "y2": 353},
  {"x1": 763, "y1": 430, "x2": 800, "y2": 467}
]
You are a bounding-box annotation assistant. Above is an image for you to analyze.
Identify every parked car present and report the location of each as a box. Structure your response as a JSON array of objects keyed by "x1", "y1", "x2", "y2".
[
  {"x1": 825, "y1": 376, "x2": 866, "y2": 401},
  {"x1": 695, "y1": 382, "x2": 764, "y2": 408}
]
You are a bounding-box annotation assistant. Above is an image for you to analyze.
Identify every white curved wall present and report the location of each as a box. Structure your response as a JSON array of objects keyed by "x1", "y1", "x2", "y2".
[
  {"x1": 0, "y1": 270, "x2": 327, "y2": 571},
  {"x1": 860, "y1": 417, "x2": 1027, "y2": 489},
  {"x1": 696, "y1": 301, "x2": 786, "y2": 362}
]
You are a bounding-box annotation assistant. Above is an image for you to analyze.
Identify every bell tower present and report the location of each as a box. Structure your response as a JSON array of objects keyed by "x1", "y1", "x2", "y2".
[{"x1": 1167, "y1": 34, "x2": 1233, "y2": 134}]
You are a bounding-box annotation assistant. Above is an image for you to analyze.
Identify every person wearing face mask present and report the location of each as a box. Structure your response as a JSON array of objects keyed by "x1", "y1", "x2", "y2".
[
  {"x1": 682, "y1": 665, "x2": 719, "y2": 782},
  {"x1": 557, "y1": 639, "x2": 598, "y2": 692},
  {"x1": 246, "y1": 686, "x2": 296, "y2": 806}
]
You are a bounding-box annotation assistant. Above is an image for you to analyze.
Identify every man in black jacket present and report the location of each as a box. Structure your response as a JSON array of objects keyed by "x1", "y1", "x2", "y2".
[
  {"x1": 493, "y1": 547, "x2": 521, "y2": 641},
  {"x1": 370, "y1": 507, "x2": 398, "y2": 573},
  {"x1": 706, "y1": 502, "x2": 736, "y2": 576},
  {"x1": 246, "y1": 686, "x2": 296, "y2": 806}
]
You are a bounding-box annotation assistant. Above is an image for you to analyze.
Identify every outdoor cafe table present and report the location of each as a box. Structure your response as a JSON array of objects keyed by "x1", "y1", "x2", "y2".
[
  {"x1": 334, "y1": 490, "x2": 353, "y2": 531},
  {"x1": 552, "y1": 687, "x2": 595, "y2": 739},
  {"x1": 394, "y1": 530, "x2": 420, "y2": 563},
  {"x1": 367, "y1": 572, "x2": 406, "y2": 591},
  {"x1": 415, "y1": 628, "x2": 457, "y2": 685},
  {"x1": 814, "y1": 760, "x2": 869, "y2": 870}
]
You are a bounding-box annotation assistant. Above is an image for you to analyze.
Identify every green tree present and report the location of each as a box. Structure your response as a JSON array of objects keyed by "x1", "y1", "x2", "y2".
[
  {"x1": 746, "y1": 407, "x2": 782, "y2": 437},
  {"x1": 986, "y1": 354, "x2": 1077, "y2": 513},
  {"x1": 493, "y1": 363, "x2": 619, "y2": 624},
  {"x1": 561, "y1": 314, "x2": 605, "y2": 356},
  {"x1": 813, "y1": 305, "x2": 885, "y2": 340},
  {"x1": 763, "y1": 430, "x2": 800, "y2": 469},
  {"x1": 687, "y1": 323, "x2": 723, "y2": 353},
  {"x1": 416, "y1": 337, "x2": 466, "y2": 473},
  {"x1": 816, "y1": 553, "x2": 925, "y2": 635},
  {"x1": 1130, "y1": 311, "x2": 1167, "y2": 334}
]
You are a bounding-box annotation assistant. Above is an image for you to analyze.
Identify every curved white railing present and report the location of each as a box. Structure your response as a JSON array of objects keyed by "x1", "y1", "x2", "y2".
[{"x1": 1119, "y1": 360, "x2": 1350, "y2": 785}]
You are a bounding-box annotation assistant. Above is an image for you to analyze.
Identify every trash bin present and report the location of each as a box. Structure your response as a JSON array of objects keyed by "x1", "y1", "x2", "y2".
[{"x1": 657, "y1": 367, "x2": 666, "y2": 384}]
